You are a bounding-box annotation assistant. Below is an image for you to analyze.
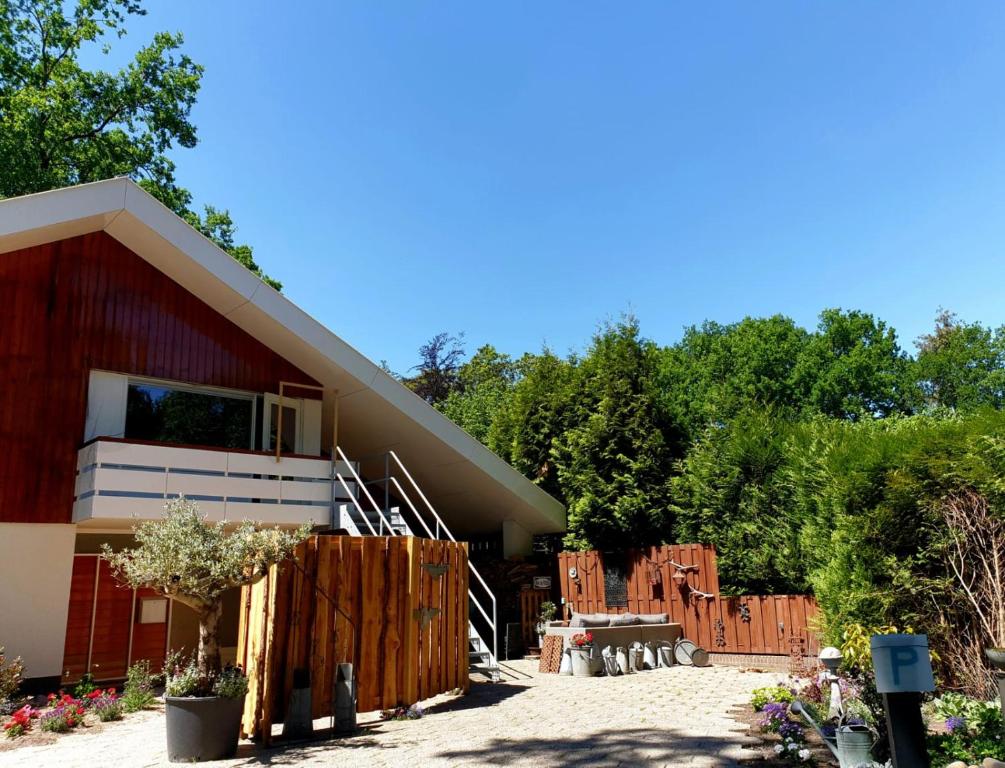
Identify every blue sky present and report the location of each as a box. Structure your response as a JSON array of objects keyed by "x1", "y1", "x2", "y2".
[{"x1": 108, "y1": 2, "x2": 1005, "y2": 372}]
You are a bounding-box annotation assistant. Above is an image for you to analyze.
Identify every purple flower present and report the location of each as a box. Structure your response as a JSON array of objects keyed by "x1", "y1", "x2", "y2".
[
  {"x1": 945, "y1": 716, "x2": 967, "y2": 733},
  {"x1": 779, "y1": 719, "x2": 804, "y2": 741}
]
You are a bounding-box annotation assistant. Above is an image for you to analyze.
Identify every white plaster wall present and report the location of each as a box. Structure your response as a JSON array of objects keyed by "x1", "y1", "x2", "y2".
[
  {"x1": 0, "y1": 524, "x2": 77, "y2": 678},
  {"x1": 502, "y1": 519, "x2": 534, "y2": 559}
]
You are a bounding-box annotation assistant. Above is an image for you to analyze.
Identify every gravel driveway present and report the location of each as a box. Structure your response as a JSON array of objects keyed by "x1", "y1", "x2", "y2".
[{"x1": 1, "y1": 659, "x2": 779, "y2": 768}]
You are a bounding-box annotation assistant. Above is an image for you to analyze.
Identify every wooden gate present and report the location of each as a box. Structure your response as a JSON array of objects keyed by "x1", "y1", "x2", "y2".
[
  {"x1": 556, "y1": 545, "x2": 819, "y2": 656},
  {"x1": 237, "y1": 535, "x2": 470, "y2": 743},
  {"x1": 519, "y1": 589, "x2": 551, "y2": 647}
]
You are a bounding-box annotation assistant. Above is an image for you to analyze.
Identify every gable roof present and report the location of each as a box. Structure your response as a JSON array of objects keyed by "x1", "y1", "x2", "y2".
[{"x1": 0, "y1": 179, "x2": 565, "y2": 537}]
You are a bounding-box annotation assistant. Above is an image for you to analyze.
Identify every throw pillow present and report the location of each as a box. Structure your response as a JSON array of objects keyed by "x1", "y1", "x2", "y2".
[
  {"x1": 608, "y1": 613, "x2": 639, "y2": 627},
  {"x1": 636, "y1": 613, "x2": 669, "y2": 625}
]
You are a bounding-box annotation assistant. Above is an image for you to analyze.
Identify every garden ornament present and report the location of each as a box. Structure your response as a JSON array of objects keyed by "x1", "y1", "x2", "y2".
[
  {"x1": 616, "y1": 647, "x2": 630, "y2": 675},
  {"x1": 601, "y1": 646, "x2": 619, "y2": 676},
  {"x1": 819, "y1": 647, "x2": 844, "y2": 719}
]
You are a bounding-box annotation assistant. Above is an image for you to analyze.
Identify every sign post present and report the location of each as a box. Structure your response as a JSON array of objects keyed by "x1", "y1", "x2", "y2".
[{"x1": 870, "y1": 634, "x2": 935, "y2": 768}]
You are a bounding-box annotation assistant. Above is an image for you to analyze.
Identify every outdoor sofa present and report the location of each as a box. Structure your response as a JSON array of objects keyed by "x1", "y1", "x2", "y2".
[{"x1": 544, "y1": 612, "x2": 683, "y2": 655}]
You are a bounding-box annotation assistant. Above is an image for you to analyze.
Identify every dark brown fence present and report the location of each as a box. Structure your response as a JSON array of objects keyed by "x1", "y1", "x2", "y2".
[
  {"x1": 237, "y1": 535, "x2": 470, "y2": 743},
  {"x1": 556, "y1": 545, "x2": 819, "y2": 656}
]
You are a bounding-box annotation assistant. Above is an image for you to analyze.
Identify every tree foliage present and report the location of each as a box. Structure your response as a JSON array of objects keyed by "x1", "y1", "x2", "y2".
[
  {"x1": 0, "y1": 0, "x2": 280, "y2": 289},
  {"x1": 405, "y1": 307, "x2": 1005, "y2": 686}
]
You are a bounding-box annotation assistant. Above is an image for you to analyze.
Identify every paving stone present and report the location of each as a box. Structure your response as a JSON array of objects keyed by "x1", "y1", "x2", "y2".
[{"x1": 0, "y1": 660, "x2": 781, "y2": 768}]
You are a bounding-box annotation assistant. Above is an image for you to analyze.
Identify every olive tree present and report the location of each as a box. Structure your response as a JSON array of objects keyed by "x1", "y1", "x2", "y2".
[{"x1": 103, "y1": 498, "x2": 309, "y2": 678}]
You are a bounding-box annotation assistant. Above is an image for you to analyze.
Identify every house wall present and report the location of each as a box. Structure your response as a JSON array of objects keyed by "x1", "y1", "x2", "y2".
[
  {"x1": 0, "y1": 524, "x2": 76, "y2": 682},
  {"x1": 0, "y1": 231, "x2": 321, "y2": 525}
]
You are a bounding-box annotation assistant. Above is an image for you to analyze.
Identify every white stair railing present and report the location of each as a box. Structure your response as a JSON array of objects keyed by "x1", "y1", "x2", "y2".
[{"x1": 335, "y1": 446, "x2": 398, "y2": 536}]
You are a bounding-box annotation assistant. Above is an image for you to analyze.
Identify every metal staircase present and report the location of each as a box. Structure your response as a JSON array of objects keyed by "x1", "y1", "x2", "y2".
[{"x1": 332, "y1": 447, "x2": 500, "y2": 682}]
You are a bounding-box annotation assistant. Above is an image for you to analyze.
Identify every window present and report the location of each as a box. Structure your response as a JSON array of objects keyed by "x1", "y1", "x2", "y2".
[{"x1": 125, "y1": 382, "x2": 254, "y2": 450}]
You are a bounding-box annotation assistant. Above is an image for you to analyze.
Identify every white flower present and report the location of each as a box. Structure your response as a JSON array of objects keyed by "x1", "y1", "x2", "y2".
[
  {"x1": 774, "y1": 744, "x2": 785, "y2": 754},
  {"x1": 787, "y1": 742, "x2": 798, "y2": 751},
  {"x1": 798, "y1": 748, "x2": 811, "y2": 761}
]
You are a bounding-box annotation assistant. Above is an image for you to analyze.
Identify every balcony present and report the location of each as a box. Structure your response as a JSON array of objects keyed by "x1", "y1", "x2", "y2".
[{"x1": 73, "y1": 438, "x2": 352, "y2": 528}]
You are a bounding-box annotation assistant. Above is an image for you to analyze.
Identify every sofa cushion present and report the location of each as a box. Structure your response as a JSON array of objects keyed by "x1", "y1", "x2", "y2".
[
  {"x1": 570, "y1": 613, "x2": 611, "y2": 628},
  {"x1": 636, "y1": 613, "x2": 669, "y2": 625},
  {"x1": 608, "y1": 613, "x2": 639, "y2": 627}
]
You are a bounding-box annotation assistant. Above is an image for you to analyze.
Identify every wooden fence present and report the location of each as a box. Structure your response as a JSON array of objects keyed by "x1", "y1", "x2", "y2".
[
  {"x1": 237, "y1": 535, "x2": 469, "y2": 743},
  {"x1": 557, "y1": 545, "x2": 819, "y2": 656}
]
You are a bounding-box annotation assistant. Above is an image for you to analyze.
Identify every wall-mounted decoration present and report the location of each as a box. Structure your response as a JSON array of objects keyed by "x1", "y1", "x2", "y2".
[
  {"x1": 421, "y1": 563, "x2": 450, "y2": 578},
  {"x1": 738, "y1": 602, "x2": 751, "y2": 622},
  {"x1": 413, "y1": 607, "x2": 440, "y2": 628},
  {"x1": 533, "y1": 576, "x2": 552, "y2": 590}
]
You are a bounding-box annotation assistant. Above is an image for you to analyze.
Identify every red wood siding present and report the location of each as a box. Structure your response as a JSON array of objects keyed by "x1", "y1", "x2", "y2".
[
  {"x1": 61, "y1": 555, "x2": 171, "y2": 683},
  {"x1": 557, "y1": 546, "x2": 820, "y2": 656},
  {"x1": 0, "y1": 232, "x2": 320, "y2": 524},
  {"x1": 62, "y1": 556, "x2": 99, "y2": 681}
]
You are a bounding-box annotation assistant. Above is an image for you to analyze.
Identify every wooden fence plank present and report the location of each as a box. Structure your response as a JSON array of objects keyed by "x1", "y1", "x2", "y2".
[
  {"x1": 403, "y1": 537, "x2": 420, "y2": 704},
  {"x1": 445, "y1": 540, "x2": 458, "y2": 691}
]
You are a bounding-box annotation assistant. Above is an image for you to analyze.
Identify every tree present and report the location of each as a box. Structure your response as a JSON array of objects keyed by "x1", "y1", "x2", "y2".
[
  {"x1": 659, "y1": 315, "x2": 809, "y2": 438},
  {"x1": 487, "y1": 349, "x2": 576, "y2": 501},
  {"x1": 915, "y1": 310, "x2": 1005, "y2": 411},
  {"x1": 793, "y1": 308, "x2": 913, "y2": 419},
  {"x1": 403, "y1": 332, "x2": 466, "y2": 405},
  {"x1": 0, "y1": 0, "x2": 279, "y2": 289},
  {"x1": 437, "y1": 345, "x2": 517, "y2": 443},
  {"x1": 554, "y1": 318, "x2": 677, "y2": 550},
  {"x1": 103, "y1": 498, "x2": 308, "y2": 677},
  {"x1": 671, "y1": 409, "x2": 807, "y2": 594}
]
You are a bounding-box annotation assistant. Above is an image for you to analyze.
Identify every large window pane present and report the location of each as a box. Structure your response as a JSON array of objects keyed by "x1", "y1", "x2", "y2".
[{"x1": 125, "y1": 384, "x2": 253, "y2": 449}]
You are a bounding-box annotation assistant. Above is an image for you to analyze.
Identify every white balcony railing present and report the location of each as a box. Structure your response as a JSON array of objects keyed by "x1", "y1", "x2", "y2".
[{"x1": 73, "y1": 439, "x2": 352, "y2": 527}]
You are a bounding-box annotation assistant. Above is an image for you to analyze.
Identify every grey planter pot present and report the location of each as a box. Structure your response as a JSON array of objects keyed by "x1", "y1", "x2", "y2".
[
  {"x1": 165, "y1": 695, "x2": 245, "y2": 763},
  {"x1": 570, "y1": 646, "x2": 593, "y2": 677}
]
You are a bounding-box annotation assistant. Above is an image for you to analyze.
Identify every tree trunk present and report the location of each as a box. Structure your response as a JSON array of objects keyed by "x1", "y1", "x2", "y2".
[{"x1": 198, "y1": 601, "x2": 224, "y2": 678}]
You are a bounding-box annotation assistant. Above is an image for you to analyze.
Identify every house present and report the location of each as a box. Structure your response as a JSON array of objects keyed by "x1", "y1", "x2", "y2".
[{"x1": 0, "y1": 179, "x2": 565, "y2": 688}]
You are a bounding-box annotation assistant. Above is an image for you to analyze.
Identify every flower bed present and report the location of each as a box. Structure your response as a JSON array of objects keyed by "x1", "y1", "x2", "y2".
[{"x1": 1, "y1": 660, "x2": 160, "y2": 749}]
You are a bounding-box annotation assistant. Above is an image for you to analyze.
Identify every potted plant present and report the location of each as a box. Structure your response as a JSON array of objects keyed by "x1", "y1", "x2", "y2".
[
  {"x1": 104, "y1": 498, "x2": 309, "y2": 762},
  {"x1": 569, "y1": 632, "x2": 594, "y2": 677},
  {"x1": 536, "y1": 601, "x2": 557, "y2": 642}
]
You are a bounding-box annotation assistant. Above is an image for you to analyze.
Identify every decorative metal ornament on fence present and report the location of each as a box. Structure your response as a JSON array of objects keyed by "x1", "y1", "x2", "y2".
[
  {"x1": 714, "y1": 618, "x2": 727, "y2": 648},
  {"x1": 413, "y1": 607, "x2": 440, "y2": 628},
  {"x1": 738, "y1": 602, "x2": 751, "y2": 622},
  {"x1": 421, "y1": 563, "x2": 450, "y2": 578}
]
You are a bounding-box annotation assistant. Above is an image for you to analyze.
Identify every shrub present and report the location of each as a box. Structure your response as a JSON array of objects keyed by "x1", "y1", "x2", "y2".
[
  {"x1": 164, "y1": 653, "x2": 202, "y2": 698},
  {"x1": 91, "y1": 692, "x2": 123, "y2": 722},
  {"x1": 759, "y1": 701, "x2": 791, "y2": 733},
  {"x1": 121, "y1": 660, "x2": 157, "y2": 712},
  {"x1": 0, "y1": 648, "x2": 24, "y2": 705},
  {"x1": 73, "y1": 672, "x2": 97, "y2": 698},
  {"x1": 212, "y1": 665, "x2": 248, "y2": 700},
  {"x1": 39, "y1": 695, "x2": 84, "y2": 733},
  {"x1": 538, "y1": 601, "x2": 557, "y2": 624},
  {"x1": 927, "y1": 690, "x2": 1005, "y2": 764},
  {"x1": 751, "y1": 685, "x2": 795, "y2": 711},
  {"x1": 3, "y1": 704, "x2": 34, "y2": 739}
]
